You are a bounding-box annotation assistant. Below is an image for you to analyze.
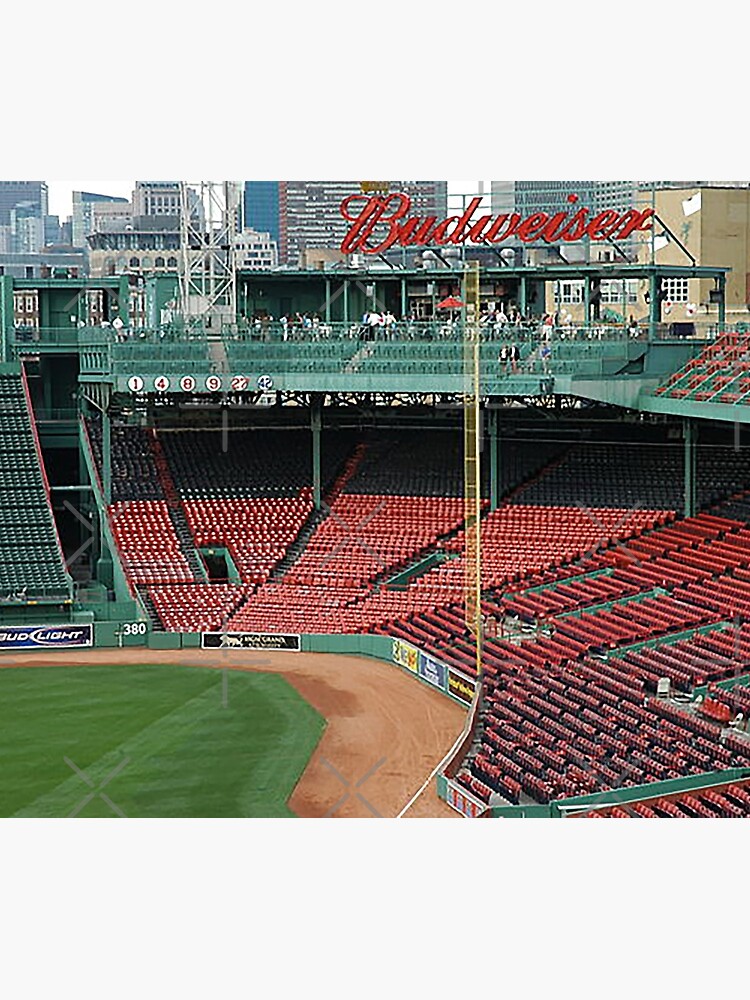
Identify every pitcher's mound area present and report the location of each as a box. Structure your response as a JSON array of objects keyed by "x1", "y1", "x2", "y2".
[{"x1": 0, "y1": 650, "x2": 464, "y2": 818}]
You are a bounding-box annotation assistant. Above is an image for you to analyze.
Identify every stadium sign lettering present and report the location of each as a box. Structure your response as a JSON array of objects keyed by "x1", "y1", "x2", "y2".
[
  {"x1": 339, "y1": 193, "x2": 655, "y2": 254},
  {"x1": 0, "y1": 624, "x2": 93, "y2": 650}
]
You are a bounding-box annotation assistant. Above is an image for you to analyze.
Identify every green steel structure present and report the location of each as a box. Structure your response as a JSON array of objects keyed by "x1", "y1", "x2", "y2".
[{"x1": 0, "y1": 259, "x2": 739, "y2": 601}]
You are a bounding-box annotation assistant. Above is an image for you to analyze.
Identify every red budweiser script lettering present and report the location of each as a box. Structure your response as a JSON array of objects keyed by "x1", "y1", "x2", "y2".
[{"x1": 340, "y1": 192, "x2": 654, "y2": 254}]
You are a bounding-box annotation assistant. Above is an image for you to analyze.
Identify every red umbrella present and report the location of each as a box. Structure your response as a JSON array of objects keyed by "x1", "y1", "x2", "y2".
[{"x1": 437, "y1": 296, "x2": 464, "y2": 310}]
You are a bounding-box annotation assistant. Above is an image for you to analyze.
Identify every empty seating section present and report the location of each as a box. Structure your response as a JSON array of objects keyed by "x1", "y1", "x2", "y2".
[
  {"x1": 343, "y1": 431, "x2": 564, "y2": 499},
  {"x1": 226, "y1": 495, "x2": 468, "y2": 633},
  {"x1": 284, "y1": 495, "x2": 466, "y2": 588},
  {"x1": 655, "y1": 332, "x2": 750, "y2": 405},
  {"x1": 511, "y1": 440, "x2": 750, "y2": 511},
  {"x1": 586, "y1": 781, "x2": 750, "y2": 817},
  {"x1": 87, "y1": 417, "x2": 164, "y2": 501},
  {"x1": 513, "y1": 442, "x2": 683, "y2": 509},
  {"x1": 148, "y1": 583, "x2": 246, "y2": 632},
  {"x1": 161, "y1": 429, "x2": 353, "y2": 500},
  {"x1": 408, "y1": 505, "x2": 668, "y2": 602},
  {"x1": 99, "y1": 427, "x2": 356, "y2": 625},
  {"x1": 0, "y1": 371, "x2": 71, "y2": 601},
  {"x1": 183, "y1": 494, "x2": 313, "y2": 585},
  {"x1": 704, "y1": 680, "x2": 750, "y2": 719},
  {"x1": 108, "y1": 501, "x2": 196, "y2": 586},
  {"x1": 459, "y1": 663, "x2": 750, "y2": 805}
]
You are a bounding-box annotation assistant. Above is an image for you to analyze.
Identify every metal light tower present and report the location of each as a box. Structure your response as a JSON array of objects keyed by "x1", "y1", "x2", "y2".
[{"x1": 179, "y1": 181, "x2": 242, "y2": 327}]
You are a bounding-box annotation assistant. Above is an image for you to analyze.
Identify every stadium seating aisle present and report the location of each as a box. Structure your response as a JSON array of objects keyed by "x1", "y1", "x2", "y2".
[
  {"x1": 183, "y1": 493, "x2": 314, "y2": 586},
  {"x1": 108, "y1": 500, "x2": 196, "y2": 586}
]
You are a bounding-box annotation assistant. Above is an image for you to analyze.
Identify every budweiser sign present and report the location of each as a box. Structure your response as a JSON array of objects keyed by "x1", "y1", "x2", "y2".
[{"x1": 339, "y1": 192, "x2": 654, "y2": 255}]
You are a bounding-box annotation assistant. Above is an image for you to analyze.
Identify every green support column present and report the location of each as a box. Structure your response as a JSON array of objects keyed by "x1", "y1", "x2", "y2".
[
  {"x1": 584, "y1": 278, "x2": 591, "y2": 327},
  {"x1": 325, "y1": 279, "x2": 331, "y2": 323},
  {"x1": 718, "y1": 274, "x2": 726, "y2": 329},
  {"x1": 401, "y1": 277, "x2": 407, "y2": 319},
  {"x1": 39, "y1": 287, "x2": 50, "y2": 330},
  {"x1": 96, "y1": 402, "x2": 114, "y2": 590},
  {"x1": 343, "y1": 280, "x2": 349, "y2": 324},
  {"x1": 649, "y1": 271, "x2": 659, "y2": 340},
  {"x1": 117, "y1": 275, "x2": 130, "y2": 325},
  {"x1": 102, "y1": 404, "x2": 112, "y2": 507},
  {"x1": 0, "y1": 275, "x2": 14, "y2": 362},
  {"x1": 311, "y1": 396, "x2": 322, "y2": 510},
  {"x1": 489, "y1": 408, "x2": 499, "y2": 511},
  {"x1": 519, "y1": 275, "x2": 527, "y2": 317},
  {"x1": 684, "y1": 417, "x2": 696, "y2": 518}
]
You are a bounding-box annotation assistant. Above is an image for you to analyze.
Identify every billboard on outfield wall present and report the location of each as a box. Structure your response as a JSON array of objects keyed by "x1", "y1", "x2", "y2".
[
  {"x1": 445, "y1": 780, "x2": 485, "y2": 818},
  {"x1": 202, "y1": 632, "x2": 301, "y2": 651},
  {"x1": 392, "y1": 637, "x2": 418, "y2": 673},
  {"x1": 417, "y1": 650, "x2": 446, "y2": 690},
  {"x1": 448, "y1": 669, "x2": 476, "y2": 705},
  {"x1": 0, "y1": 624, "x2": 93, "y2": 651}
]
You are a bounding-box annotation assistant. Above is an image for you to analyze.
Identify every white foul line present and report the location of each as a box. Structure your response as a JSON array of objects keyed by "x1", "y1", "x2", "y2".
[{"x1": 396, "y1": 713, "x2": 472, "y2": 819}]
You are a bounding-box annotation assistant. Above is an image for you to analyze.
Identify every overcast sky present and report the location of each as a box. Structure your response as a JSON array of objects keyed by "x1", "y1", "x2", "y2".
[
  {"x1": 46, "y1": 181, "x2": 134, "y2": 218},
  {"x1": 46, "y1": 180, "x2": 492, "y2": 219}
]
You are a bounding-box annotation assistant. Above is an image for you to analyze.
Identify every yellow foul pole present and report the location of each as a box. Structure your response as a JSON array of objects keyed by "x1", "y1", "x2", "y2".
[{"x1": 463, "y1": 262, "x2": 482, "y2": 681}]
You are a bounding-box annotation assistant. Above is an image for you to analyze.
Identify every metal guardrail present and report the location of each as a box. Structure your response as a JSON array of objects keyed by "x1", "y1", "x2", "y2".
[{"x1": 9, "y1": 319, "x2": 735, "y2": 351}]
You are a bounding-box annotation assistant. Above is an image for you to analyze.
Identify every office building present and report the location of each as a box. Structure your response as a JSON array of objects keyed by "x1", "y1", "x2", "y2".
[{"x1": 72, "y1": 190, "x2": 129, "y2": 248}]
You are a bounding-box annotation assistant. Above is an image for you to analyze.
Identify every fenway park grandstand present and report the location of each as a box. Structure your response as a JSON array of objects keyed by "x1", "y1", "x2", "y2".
[{"x1": 3, "y1": 181, "x2": 750, "y2": 819}]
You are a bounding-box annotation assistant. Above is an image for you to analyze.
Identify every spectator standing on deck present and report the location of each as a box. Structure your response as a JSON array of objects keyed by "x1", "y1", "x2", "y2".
[
  {"x1": 498, "y1": 343, "x2": 509, "y2": 374},
  {"x1": 540, "y1": 342, "x2": 551, "y2": 374},
  {"x1": 509, "y1": 343, "x2": 520, "y2": 373}
]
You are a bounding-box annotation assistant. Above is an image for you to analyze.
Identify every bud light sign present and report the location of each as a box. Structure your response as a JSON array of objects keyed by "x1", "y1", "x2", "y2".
[{"x1": 0, "y1": 624, "x2": 93, "y2": 651}]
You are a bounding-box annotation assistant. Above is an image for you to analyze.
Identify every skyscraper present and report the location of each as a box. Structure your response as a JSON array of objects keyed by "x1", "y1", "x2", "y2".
[
  {"x1": 244, "y1": 182, "x2": 280, "y2": 247},
  {"x1": 0, "y1": 182, "x2": 48, "y2": 254},
  {"x1": 72, "y1": 190, "x2": 129, "y2": 248},
  {"x1": 255, "y1": 181, "x2": 448, "y2": 264},
  {"x1": 0, "y1": 181, "x2": 48, "y2": 227}
]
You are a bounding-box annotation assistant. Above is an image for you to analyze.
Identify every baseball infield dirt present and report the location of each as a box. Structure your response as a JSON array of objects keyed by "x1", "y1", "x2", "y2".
[{"x1": 0, "y1": 649, "x2": 464, "y2": 818}]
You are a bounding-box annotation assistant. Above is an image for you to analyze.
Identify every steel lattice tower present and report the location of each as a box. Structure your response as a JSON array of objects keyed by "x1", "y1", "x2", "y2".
[{"x1": 179, "y1": 181, "x2": 243, "y2": 327}]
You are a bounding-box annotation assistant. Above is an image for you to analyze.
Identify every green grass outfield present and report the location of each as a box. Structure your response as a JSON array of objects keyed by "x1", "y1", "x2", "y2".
[{"x1": 0, "y1": 665, "x2": 325, "y2": 818}]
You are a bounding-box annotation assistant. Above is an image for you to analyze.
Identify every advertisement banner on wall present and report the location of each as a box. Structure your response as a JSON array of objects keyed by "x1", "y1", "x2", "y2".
[
  {"x1": 417, "y1": 650, "x2": 447, "y2": 691},
  {"x1": 201, "y1": 632, "x2": 300, "y2": 651},
  {"x1": 0, "y1": 624, "x2": 93, "y2": 651},
  {"x1": 392, "y1": 637, "x2": 418, "y2": 673},
  {"x1": 446, "y1": 780, "x2": 485, "y2": 818},
  {"x1": 448, "y1": 669, "x2": 476, "y2": 705}
]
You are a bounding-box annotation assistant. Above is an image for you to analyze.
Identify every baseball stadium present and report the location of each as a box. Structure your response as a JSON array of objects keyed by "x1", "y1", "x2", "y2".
[{"x1": 3, "y1": 180, "x2": 750, "y2": 820}]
